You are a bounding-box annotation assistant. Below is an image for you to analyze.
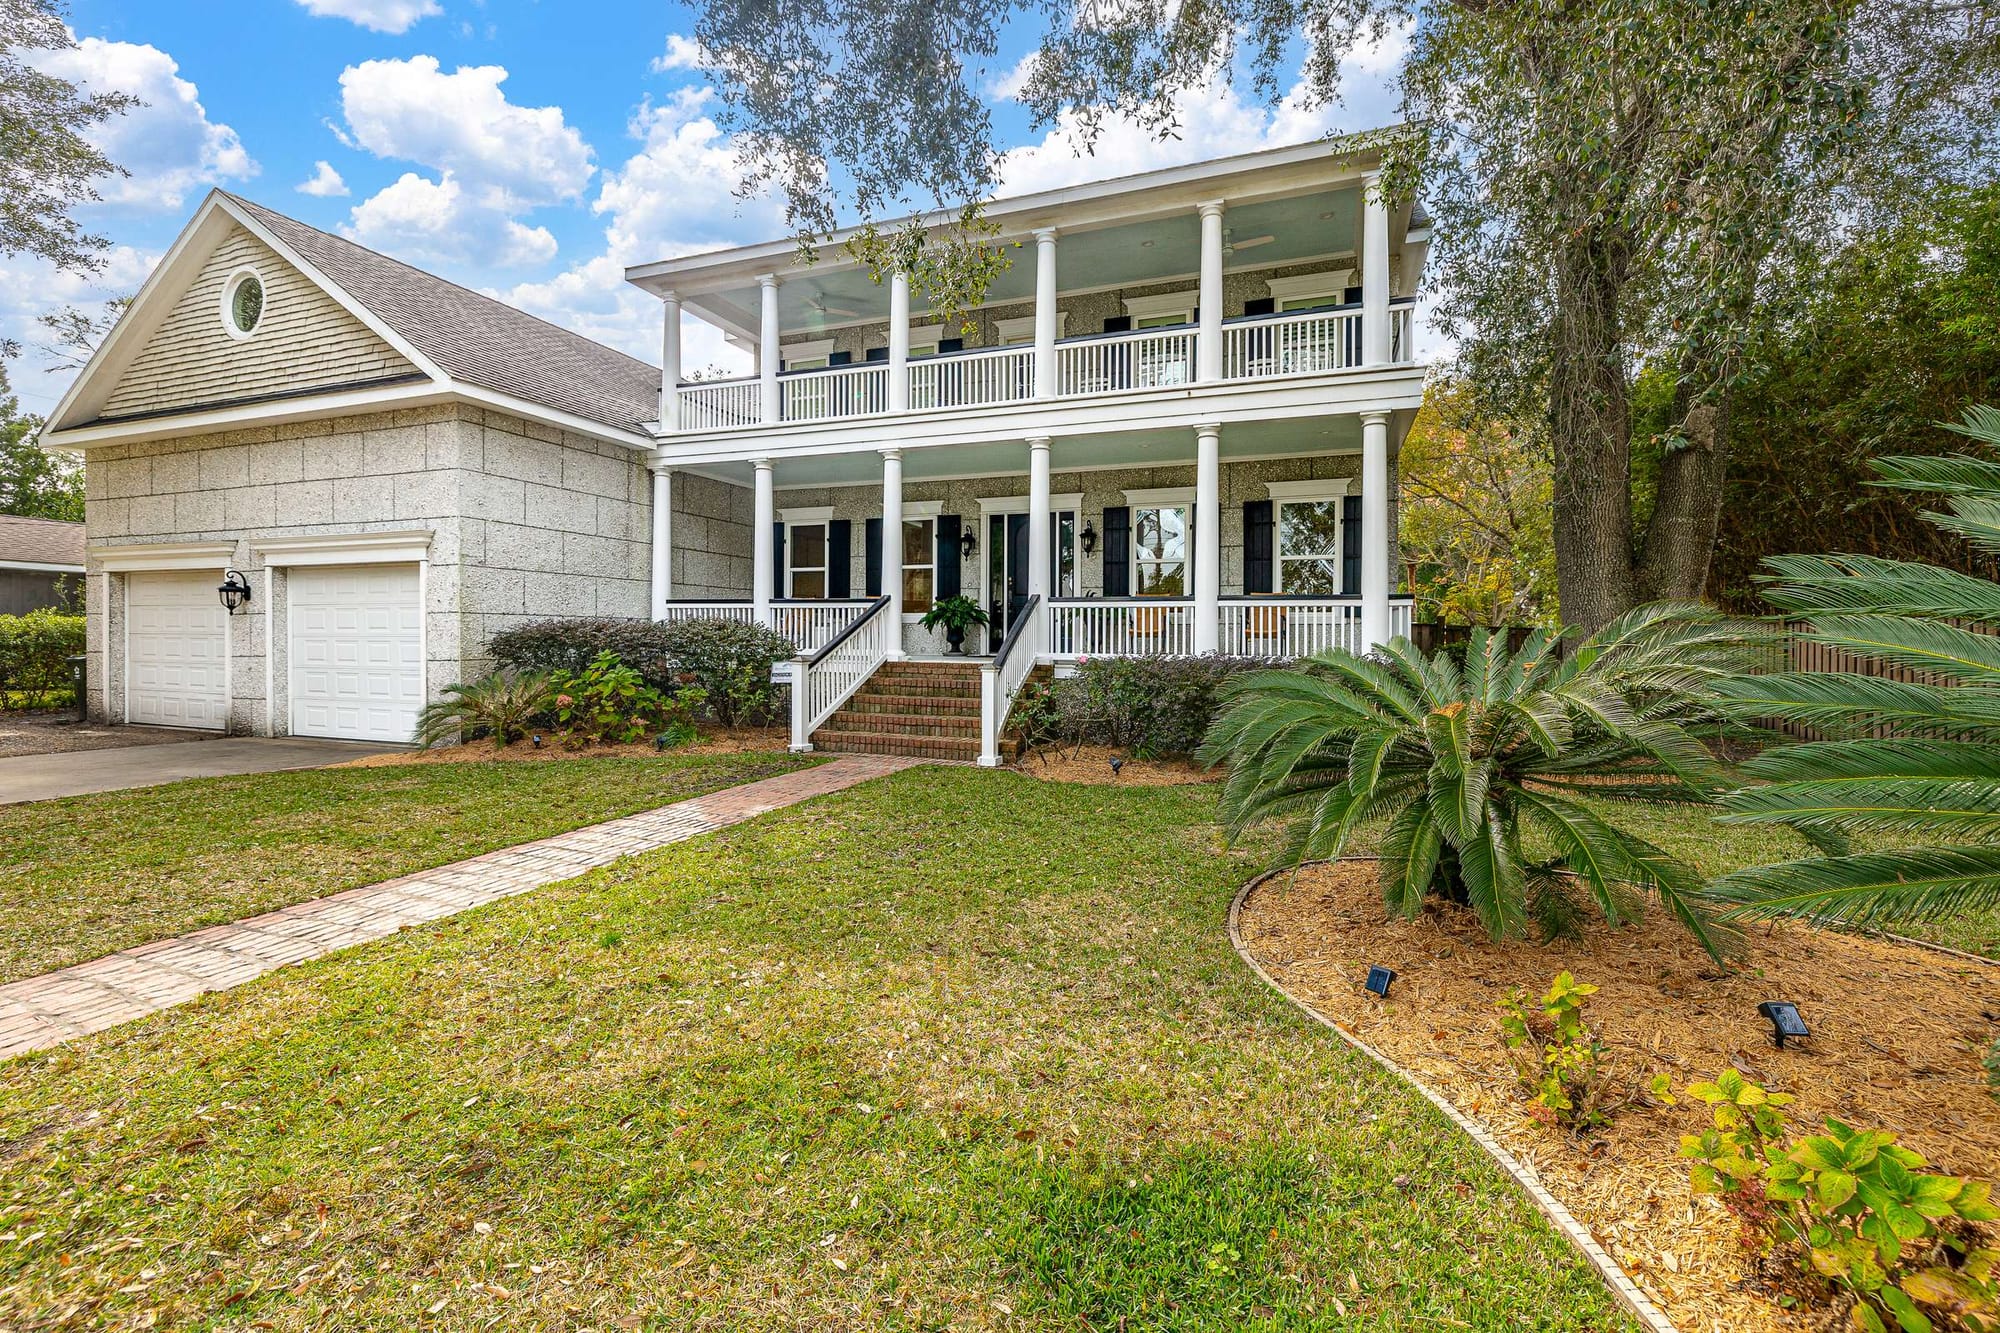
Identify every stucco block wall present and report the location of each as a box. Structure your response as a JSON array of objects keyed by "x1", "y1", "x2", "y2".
[
  {"x1": 671, "y1": 471, "x2": 754, "y2": 599},
  {"x1": 83, "y1": 404, "x2": 653, "y2": 730},
  {"x1": 101, "y1": 224, "x2": 416, "y2": 419}
]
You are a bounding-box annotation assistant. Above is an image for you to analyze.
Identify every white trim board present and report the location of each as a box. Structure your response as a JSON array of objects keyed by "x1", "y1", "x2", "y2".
[
  {"x1": 977, "y1": 492, "x2": 1085, "y2": 515},
  {"x1": 88, "y1": 541, "x2": 237, "y2": 574},
  {"x1": 1266, "y1": 478, "x2": 1352, "y2": 500},
  {"x1": 0, "y1": 560, "x2": 86, "y2": 575},
  {"x1": 778, "y1": 505, "x2": 834, "y2": 525},
  {"x1": 1123, "y1": 486, "x2": 1197, "y2": 507},
  {"x1": 251, "y1": 530, "x2": 435, "y2": 567}
]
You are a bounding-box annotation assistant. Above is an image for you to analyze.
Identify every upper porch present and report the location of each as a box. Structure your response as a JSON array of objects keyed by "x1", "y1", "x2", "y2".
[{"x1": 627, "y1": 139, "x2": 1428, "y2": 444}]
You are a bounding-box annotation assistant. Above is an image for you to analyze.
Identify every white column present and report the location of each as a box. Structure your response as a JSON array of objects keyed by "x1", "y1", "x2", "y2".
[
  {"x1": 881, "y1": 447, "x2": 906, "y2": 658},
  {"x1": 1362, "y1": 175, "x2": 1391, "y2": 367},
  {"x1": 649, "y1": 466, "x2": 673, "y2": 618},
  {"x1": 758, "y1": 274, "x2": 781, "y2": 423},
  {"x1": 1193, "y1": 423, "x2": 1221, "y2": 653},
  {"x1": 752, "y1": 457, "x2": 775, "y2": 622},
  {"x1": 1361, "y1": 411, "x2": 1391, "y2": 649},
  {"x1": 659, "y1": 293, "x2": 682, "y2": 431},
  {"x1": 1027, "y1": 437, "x2": 1052, "y2": 628},
  {"x1": 1197, "y1": 201, "x2": 1225, "y2": 381},
  {"x1": 888, "y1": 269, "x2": 910, "y2": 413},
  {"x1": 1033, "y1": 228, "x2": 1059, "y2": 398}
]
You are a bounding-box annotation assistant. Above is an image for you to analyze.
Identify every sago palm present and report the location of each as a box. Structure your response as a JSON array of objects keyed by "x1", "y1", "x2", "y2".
[
  {"x1": 1708, "y1": 405, "x2": 2000, "y2": 927},
  {"x1": 1200, "y1": 604, "x2": 1767, "y2": 962},
  {"x1": 412, "y1": 669, "x2": 554, "y2": 749}
]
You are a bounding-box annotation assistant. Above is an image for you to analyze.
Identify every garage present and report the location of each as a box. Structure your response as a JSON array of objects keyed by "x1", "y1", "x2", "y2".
[
  {"x1": 288, "y1": 563, "x2": 424, "y2": 743},
  {"x1": 126, "y1": 570, "x2": 228, "y2": 729}
]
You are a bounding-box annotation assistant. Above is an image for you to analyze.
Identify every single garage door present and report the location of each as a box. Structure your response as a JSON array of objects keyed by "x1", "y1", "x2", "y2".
[
  {"x1": 127, "y1": 571, "x2": 227, "y2": 729},
  {"x1": 289, "y1": 563, "x2": 424, "y2": 743}
]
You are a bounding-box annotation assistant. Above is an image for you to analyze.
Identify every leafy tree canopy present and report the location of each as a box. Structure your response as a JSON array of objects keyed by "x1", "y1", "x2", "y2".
[
  {"x1": 0, "y1": 0, "x2": 134, "y2": 274},
  {"x1": 0, "y1": 373, "x2": 79, "y2": 523}
]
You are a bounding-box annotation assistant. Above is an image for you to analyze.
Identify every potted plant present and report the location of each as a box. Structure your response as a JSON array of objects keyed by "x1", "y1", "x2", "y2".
[{"x1": 919, "y1": 595, "x2": 990, "y2": 654}]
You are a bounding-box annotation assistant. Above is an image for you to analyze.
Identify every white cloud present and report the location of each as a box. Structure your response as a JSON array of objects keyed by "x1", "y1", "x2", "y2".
[
  {"x1": 334, "y1": 56, "x2": 594, "y2": 269},
  {"x1": 25, "y1": 34, "x2": 256, "y2": 211},
  {"x1": 502, "y1": 90, "x2": 778, "y2": 372},
  {"x1": 295, "y1": 160, "x2": 349, "y2": 197},
  {"x1": 1, "y1": 245, "x2": 160, "y2": 417},
  {"x1": 650, "y1": 34, "x2": 706, "y2": 74},
  {"x1": 293, "y1": 0, "x2": 441, "y2": 35}
]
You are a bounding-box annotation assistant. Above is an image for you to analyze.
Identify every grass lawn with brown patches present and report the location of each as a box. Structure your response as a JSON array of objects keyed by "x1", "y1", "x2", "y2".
[
  {"x1": 0, "y1": 753, "x2": 811, "y2": 982},
  {"x1": 0, "y1": 767, "x2": 1632, "y2": 1331}
]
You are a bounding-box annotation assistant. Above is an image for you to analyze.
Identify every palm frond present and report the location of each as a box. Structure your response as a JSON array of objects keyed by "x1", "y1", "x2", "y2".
[
  {"x1": 1757, "y1": 553, "x2": 2000, "y2": 623},
  {"x1": 1711, "y1": 846, "x2": 2000, "y2": 927},
  {"x1": 1719, "y1": 778, "x2": 2000, "y2": 840},
  {"x1": 1799, "y1": 614, "x2": 2000, "y2": 686}
]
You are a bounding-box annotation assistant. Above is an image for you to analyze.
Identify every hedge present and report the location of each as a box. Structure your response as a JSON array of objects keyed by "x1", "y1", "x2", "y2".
[{"x1": 0, "y1": 610, "x2": 86, "y2": 708}]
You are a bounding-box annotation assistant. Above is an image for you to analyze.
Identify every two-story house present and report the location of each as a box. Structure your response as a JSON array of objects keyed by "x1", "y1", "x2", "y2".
[{"x1": 45, "y1": 134, "x2": 1425, "y2": 762}]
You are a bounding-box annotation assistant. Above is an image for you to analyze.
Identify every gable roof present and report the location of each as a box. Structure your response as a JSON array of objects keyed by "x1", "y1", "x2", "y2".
[
  {"x1": 0, "y1": 516, "x2": 86, "y2": 570},
  {"x1": 226, "y1": 197, "x2": 660, "y2": 436},
  {"x1": 44, "y1": 192, "x2": 662, "y2": 450}
]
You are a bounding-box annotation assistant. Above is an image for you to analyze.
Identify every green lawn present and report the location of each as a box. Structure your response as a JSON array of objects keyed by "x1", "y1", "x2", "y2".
[
  {"x1": 0, "y1": 768, "x2": 1633, "y2": 1331},
  {"x1": 0, "y1": 754, "x2": 809, "y2": 982}
]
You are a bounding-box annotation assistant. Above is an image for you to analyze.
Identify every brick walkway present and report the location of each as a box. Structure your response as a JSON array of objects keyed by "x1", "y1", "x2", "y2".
[{"x1": 0, "y1": 755, "x2": 914, "y2": 1061}]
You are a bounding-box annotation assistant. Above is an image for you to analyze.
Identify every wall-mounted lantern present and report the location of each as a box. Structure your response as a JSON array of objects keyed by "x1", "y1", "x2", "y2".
[
  {"x1": 960, "y1": 523, "x2": 979, "y2": 558},
  {"x1": 217, "y1": 569, "x2": 253, "y2": 614},
  {"x1": 1081, "y1": 520, "x2": 1098, "y2": 556}
]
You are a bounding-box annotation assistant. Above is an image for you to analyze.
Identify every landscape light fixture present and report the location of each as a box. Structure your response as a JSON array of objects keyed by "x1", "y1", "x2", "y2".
[
  {"x1": 1758, "y1": 1001, "x2": 1810, "y2": 1049},
  {"x1": 654, "y1": 733, "x2": 670, "y2": 752},
  {"x1": 531, "y1": 734, "x2": 544, "y2": 749},
  {"x1": 217, "y1": 569, "x2": 253, "y2": 614},
  {"x1": 1081, "y1": 521, "x2": 1098, "y2": 556},
  {"x1": 1364, "y1": 965, "x2": 1397, "y2": 998},
  {"x1": 1109, "y1": 755, "x2": 1124, "y2": 777}
]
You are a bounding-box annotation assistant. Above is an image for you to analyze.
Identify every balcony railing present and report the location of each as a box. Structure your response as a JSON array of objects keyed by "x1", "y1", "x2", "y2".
[{"x1": 673, "y1": 301, "x2": 1418, "y2": 430}]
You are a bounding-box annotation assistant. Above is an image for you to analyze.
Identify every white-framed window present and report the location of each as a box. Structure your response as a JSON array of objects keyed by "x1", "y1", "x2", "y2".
[
  {"x1": 995, "y1": 312, "x2": 1068, "y2": 346},
  {"x1": 1123, "y1": 486, "x2": 1194, "y2": 597},
  {"x1": 1124, "y1": 291, "x2": 1195, "y2": 329},
  {"x1": 1268, "y1": 480, "x2": 1351, "y2": 595},
  {"x1": 781, "y1": 338, "x2": 836, "y2": 372},
  {"x1": 1267, "y1": 270, "x2": 1355, "y2": 313},
  {"x1": 900, "y1": 323, "x2": 947, "y2": 359},
  {"x1": 219, "y1": 266, "x2": 266, "y2": 340},
  {"x1": 781, "y1": 505, "x2": 833, "y2": 599}
]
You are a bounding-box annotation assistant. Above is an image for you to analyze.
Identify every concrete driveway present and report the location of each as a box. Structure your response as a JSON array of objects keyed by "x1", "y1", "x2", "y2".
[{"x1": 0, "y1": 737, "x2": 403, "y2": 805}]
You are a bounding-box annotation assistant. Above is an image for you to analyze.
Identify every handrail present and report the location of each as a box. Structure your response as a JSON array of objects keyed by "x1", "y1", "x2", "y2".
[
  {"x1": 806, "y1": 594, "x2": 891, "y2": 667},
  {"x1": 991, "y1": 592, "x2": 1041, "y2": 673},
  {"x1": 979, "y1": 594, "x2": 1042, "y2": 767}
]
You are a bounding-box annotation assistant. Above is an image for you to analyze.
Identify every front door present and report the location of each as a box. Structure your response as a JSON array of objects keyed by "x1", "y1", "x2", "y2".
[{"x1": 987, "y1": 512, "x2": 1031, "y2": 650}]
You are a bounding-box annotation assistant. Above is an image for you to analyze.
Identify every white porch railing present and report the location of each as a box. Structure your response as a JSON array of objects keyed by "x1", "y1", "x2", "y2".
[
  {"x1": 791, "y1": 595, "x2": 896, "y2": 751},
  {"x1": 1221, "y1": 309, "x2": 1364, "y2": 380},
  {"x1": 1216, "y1": 598, "x2": 1367, "y2": 657},
  {"x1": 1053, "y1": 327, "x2": 1197, "y2": 395},
  {"x1": 781, "y1": 364, "x2": 889, "y2": 422},
  {"x1": 1048, "y1": 599, "x2": 1201, "y2": 658},
  {"x1": 907, "y1": 345, "x2": 1035, "y2": 410},
  {"x1": 652, "y1": 599, "x2": 873, "y2": 655},
  {"x1": 979, "y1": 594, "x2": 1042, "y2": 767},
  {"x1": 679, "y1": 378, "x2": 762, "y2": 430},
  {"x1": 1048, "y1": 597, "x2": 1417, "y2": 660}
]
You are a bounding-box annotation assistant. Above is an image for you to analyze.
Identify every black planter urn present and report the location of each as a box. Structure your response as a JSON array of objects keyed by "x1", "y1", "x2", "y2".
[{"x1": 945, "y1": 624, "x2": 968, "y2": 654}]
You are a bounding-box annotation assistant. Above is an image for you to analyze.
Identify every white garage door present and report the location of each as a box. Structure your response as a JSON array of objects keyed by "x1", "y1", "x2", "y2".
[
  {"x1": 289, "y1": 563, "x2": 424, "y2": 743},
  {"x1": 127, "y1": 571, "x2": 227, "y2": 730}
]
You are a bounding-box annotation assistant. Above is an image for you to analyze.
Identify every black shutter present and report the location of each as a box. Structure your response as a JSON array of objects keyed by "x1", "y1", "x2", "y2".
[
  {"x1": 864, "y1": 346, "x2": 887, "y2": 362},
  {"x1": 864, "y1": 517, "x2": 883, "y2": 596},
  {"x1": 772, "y1": 522, "x2": 787, "y2": 600},
  {"x1": 938, "y1": 337, "x2": 964, "y2": 353},
  {"x1": 1243, "y1": 500, "x2": 1274, "y2": 595},
  {"x1": 1102, "y1": 506, "x2": 1131, "y2": 597},
  {"x1": 828, "y1": 349, "x2": 853, "y2": 367},
  {"x1": 1102, "y1": 315, "x2": 1132, "y2": 334},
  {"x1": 1342, "y1": 495, "x2": 1362, "y2": 596},
  {"x1": 828, "y1": 520, "x2": 851, "y2": 598},
  {"x1": 936, "y1": 514, "x2": 961, "y2": 598},
  {"x1": 1243, "y1": 296, "x2": 1276, "y2": 318}
]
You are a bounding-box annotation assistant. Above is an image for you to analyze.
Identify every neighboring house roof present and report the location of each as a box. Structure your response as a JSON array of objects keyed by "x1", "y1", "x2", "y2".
[
  {"x1": 0, "y1": 516, "x2": 86, "y2": 571},
  {"x1": 225, "y1": 197, "x2": 660, "y2": 436}
]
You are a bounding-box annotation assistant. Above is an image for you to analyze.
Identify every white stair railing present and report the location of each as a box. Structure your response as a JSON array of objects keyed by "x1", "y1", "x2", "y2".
[
  {"x1": 790, "y1": 595, "x2": 895, "y2": 751},
  {"x1": 979, "y1": 594, "x2": 1042, "y2": 767},
  {"x1": 677, "y1": 378, "x2": 763, "y2": 430},
  {"x1": 907, "y1": 346, "x2": 1035, "y2": 410}
]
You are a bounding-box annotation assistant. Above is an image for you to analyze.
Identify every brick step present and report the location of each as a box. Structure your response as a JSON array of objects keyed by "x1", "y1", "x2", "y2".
[
  {"x1": 817, "y1": 710, "x2": 981, "y2": 738},
  {"x1": 810, "y1": 730, "x2": 1020, "y2": 761},
  {"x1": 842, "y1": 695, "x2": 983, "y2": 718},
  {"x1": 867, "y1": 668, "x2": 985, "y2": 685}
]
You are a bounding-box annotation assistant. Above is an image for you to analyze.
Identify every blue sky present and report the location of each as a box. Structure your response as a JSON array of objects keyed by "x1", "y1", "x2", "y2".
[{"x1": 8, "y1": 0, "x2": 1406, "y2": 417}]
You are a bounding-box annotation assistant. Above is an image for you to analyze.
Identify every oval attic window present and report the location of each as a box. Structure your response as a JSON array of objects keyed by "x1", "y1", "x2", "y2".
[{"x1": 228, "y1": 274, "x2": 264, "y2": 335}]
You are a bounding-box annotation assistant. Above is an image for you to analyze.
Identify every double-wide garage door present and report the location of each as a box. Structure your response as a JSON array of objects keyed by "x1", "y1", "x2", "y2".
[
  {"x1": 127, "y1": 571, "x2": 228, "y2": 729},
  {"x1": 289, "y1": 564, "x2": 423, "y2": 744}
]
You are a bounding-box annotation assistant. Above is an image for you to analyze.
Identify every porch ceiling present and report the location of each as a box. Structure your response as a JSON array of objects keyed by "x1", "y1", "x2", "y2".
[
  {"x1": 700, "y1": 415, "x2": 1366, "y2": 490},
  {"x1": 690, "y1": 186, "x2": 1364, "y2": 342}
]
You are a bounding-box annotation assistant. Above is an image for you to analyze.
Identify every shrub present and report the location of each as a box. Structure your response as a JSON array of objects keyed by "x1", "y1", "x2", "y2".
[
  {"x1": 489, "y1": 618, "x2": 678, "y2": 691},
  {"x1": 412, "y1": 669, "x2": 553, "y2": 749},
  {"x1": 0, "y1": 609, "x2": 86, "y2": 708},
  {"x1": 655, "y1": 617, "x2": 794, "y2": 727},
  {"x1": 550, "y1": 651, "x2": 673, "y2": 745},
  {"x1": 1682, "y1": 1068, "x2": 2000, "y2": 1330},
  {"x1": 1018, "y1": 654, "x2": 1272, "y2": 759},
  {"x1": 1497, "y1": 972, "x2": 1668, "y2": 1132},
  {"x1": 1201, "y1": 605, "x2": 1770, "y2": 961}
]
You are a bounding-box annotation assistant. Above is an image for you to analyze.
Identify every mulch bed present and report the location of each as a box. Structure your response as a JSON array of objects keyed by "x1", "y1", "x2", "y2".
[
  {"x1": 333, "y1": 726, "x2": 791, "y2": 767},
  {"x1": 1236, "y1": 858, "x2": 2000, "y2": 1333},
  {"x1": 1012, "y1": 743, "x2": 1220, "y2": 785}
]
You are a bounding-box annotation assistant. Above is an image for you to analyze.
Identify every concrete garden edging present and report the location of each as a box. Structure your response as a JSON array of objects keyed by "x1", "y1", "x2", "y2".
[{"x1": 1226, "y1": 865, "x2": 1681, "y2": 1333}]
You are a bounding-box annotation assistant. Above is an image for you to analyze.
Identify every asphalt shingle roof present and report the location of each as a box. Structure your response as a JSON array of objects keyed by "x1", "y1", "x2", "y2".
[
  {"x1": 227, "y1": 195, "x2": 660, "y2": 436},
  {"x1": 0, "y1": 516, "x2": 85, "y2": 569}
]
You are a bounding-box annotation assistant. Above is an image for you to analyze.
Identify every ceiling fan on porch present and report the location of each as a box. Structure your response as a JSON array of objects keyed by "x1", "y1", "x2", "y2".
[
  {"x1": 1223, "y1": 229, "x2": 1277, "y2": 256},
  {"x1": 803, "y1": 292, "x2": 864, "y2": 325}
]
